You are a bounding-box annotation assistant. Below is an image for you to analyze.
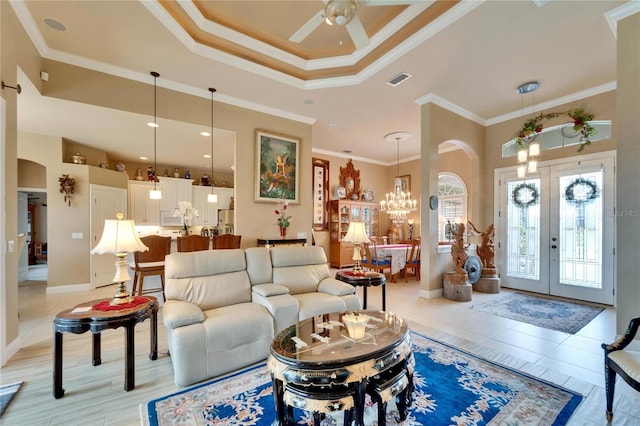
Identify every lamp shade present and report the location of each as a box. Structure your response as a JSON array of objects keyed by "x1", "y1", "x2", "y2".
[
  {"x1": 342, "y1": 222, "x2": 370, "y2": 244},
  {"x1": 91, "y1": 217, "x2": 148, "y2": 255}
]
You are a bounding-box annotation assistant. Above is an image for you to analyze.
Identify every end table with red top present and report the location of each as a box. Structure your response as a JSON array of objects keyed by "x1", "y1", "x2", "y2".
[
  {"x1": 335, "y1": 270, "x2": 386, "y2": 311},
  {"x1": 53, "y1": 296, "x2": 158, "y2": 398}
]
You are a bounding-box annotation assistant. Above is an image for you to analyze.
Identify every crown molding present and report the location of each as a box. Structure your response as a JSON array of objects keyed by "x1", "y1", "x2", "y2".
[
  {"x1": 415, "y1": 93, "x2": 487, "y2": 125},
  {"x1": 605, "y1": 0, "x2": 640, "y2": 38}
]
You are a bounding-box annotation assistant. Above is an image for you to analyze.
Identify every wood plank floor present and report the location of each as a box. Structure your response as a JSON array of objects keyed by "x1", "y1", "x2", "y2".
[{"x1": 1, "y1": 271, "x2": 639, "y2": 425}]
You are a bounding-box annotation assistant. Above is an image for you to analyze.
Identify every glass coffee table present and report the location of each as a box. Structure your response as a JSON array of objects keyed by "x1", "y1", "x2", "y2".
[{"x1": 268, "y1": 310, "x2": 413, "y2": 426}]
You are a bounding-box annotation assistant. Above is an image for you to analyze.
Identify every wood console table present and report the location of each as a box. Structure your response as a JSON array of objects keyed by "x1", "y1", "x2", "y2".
[
  {"x1": 53, "y1": 296, "x2": 158, "y2": 398},
  {"x1": 257, "y1": 238, "x2": 307, "y2": 248}
]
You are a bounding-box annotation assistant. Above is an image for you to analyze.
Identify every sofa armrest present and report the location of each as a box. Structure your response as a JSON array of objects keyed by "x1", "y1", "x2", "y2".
[
  {"x1": 252, "y1": 292, "x2": 299, "y2": 334},
  {"x1": 318, "y1": 278, "x2": 357, "y2": 296},
  {"x1": 252, "y1": 283, "x2": 290, "y2": 297},
  {"x1": 163, "y1": 300, "x2": 205, "y2": 329}
]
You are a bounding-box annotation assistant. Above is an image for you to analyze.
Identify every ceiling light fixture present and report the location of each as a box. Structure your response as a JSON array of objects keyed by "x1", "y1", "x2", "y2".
[
  {"x1": 324, "y1": 0, "x2": 357, "y2": 26},
  {"x1": 515, "y1": 81, "x2": 541, "y2": 178},
  {"x1": 380, "y1": 132, "x2": 417, "y2": 225},
  {"x1": 207, "y1": 87, "x2": 218, "y2": 203},
  {"x1": 149, "y1": 71, "x2": 162, "y2": 200}
]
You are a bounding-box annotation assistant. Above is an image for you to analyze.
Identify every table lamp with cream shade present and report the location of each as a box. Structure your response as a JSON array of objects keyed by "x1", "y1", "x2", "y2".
[
  {"x1": 342, "y1": 221, "x2": 370, "y2": 275},
  {"x1": 91, "y1": 213, "x2": 148, "y2": 305}
]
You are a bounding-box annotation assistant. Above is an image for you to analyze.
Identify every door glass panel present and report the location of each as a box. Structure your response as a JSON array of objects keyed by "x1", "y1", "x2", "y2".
[
  {"x1": 558, "y1": 172, "x2": 603, "y2": 289},
  {"x1": 506, "y1": 179, "x2": 541, "y2": 280}
]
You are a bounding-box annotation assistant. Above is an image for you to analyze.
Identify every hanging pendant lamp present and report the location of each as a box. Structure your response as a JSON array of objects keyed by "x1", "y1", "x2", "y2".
[
  {"x1": 149, "y1": 71, "x2": 162, "y2": 200},
  {"x1": 207, "y1": 88, "x2": 218, "y2": 203}
]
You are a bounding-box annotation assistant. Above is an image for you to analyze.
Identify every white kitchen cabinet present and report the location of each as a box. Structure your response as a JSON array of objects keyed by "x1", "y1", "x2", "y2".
[
  {"x1": 192, "y1": 186, "x2": 218, "y2": 226},
  {"x1": 214, "y1": 187, "x2": 234, "y2": 210},
  {"x1": 158, "y1": 177, "x2": 193, "y2": 212},
  {"x1": 128, "y1": 181, "x2": 160, "y2": 225}
]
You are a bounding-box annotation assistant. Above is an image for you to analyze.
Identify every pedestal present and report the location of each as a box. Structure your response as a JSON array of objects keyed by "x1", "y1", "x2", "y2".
[
  {"x1": 443, "y1": 271, "x2": 472, "y2": 302},
  {"x1": 474, "y1": 273, "x2": 501, "y2": 294}
]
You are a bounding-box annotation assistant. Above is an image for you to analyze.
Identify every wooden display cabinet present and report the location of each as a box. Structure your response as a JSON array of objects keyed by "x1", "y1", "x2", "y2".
[{"x1": 329, "y1": 200, "x2": 380, "y2": 268}]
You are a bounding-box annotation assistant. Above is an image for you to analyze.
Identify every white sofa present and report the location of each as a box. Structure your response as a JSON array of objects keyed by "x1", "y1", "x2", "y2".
[{"x1": 163, "y1": 246, "x2": 362, "y2": 386}]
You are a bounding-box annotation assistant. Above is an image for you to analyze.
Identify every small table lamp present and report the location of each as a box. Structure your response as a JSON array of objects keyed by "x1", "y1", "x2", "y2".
[
  {"x1": 342, "y1": 221, "x2": 370, "y2": 275},
  {"x1": 407, "y1": 218, "x2": 415, "y2": 240},
  {"x1": 91, "y1": 213, "x2": 148, "y2": 305}
]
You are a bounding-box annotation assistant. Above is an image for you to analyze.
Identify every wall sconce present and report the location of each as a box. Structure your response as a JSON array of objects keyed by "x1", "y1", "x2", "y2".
[{"x1": 58, "y1": 174, "x2": 75, "y2": 206}]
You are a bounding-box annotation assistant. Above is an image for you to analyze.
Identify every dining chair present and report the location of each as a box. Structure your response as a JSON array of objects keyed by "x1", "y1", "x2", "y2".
[
  {"x1": 212, "y1": 234, "x2": 241, "y2": 249},
  {"x1": 130, "y1": 235, "x2": 171, "y2": 301},
  {"x1": 402, "y1": 239, "x2": 421, "y2": 282},
  {"x1": 602, "y1": 316, "x2": 640, "y2": 421},
  {"x1": 177, "y1": 235, "x2": 210, "y2": 252},
  {"x1": 362, "y1": 241, "x2": 391, "y2": 275}
]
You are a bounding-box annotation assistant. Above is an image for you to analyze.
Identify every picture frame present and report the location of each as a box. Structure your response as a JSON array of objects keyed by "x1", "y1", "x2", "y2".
[
  {"x1": 255, "y1": 129, "x2": 300, "y2": 203},
  {"x1": 399, "y1": 174, "x2": 411, "y2": 194},
  {"x1": 312, "y1": 158, "x2": 330, "y2": 231}
]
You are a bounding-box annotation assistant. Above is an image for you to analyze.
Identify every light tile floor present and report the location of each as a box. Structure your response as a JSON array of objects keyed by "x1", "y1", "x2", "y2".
[{"x1": 1, "y1": 269, "x2": 639, "y2": 425}]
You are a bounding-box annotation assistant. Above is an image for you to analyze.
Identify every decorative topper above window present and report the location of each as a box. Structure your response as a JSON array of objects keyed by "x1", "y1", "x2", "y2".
[
  {"x1": 339, "y1": 159, "x2": 361, "y2": 201},
  {"x1": 516, "y1": 108, "x2": 596, "y2": 153}
]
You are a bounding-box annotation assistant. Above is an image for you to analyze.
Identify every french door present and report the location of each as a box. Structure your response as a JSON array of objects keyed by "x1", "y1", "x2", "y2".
[{"x1": 496, "y1": 154, "x2": 615, "y2": 305}]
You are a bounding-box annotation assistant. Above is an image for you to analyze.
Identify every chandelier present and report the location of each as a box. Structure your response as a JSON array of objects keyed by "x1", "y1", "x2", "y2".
[{"x1": 380, "y1": 132, "x2": 417, "y2": 225}]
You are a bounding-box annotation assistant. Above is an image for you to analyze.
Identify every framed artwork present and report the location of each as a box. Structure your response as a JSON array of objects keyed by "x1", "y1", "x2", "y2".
[
  {"x1": 255, "y1": 129, "x2": 300, "y2": 203},
  {"x1": 399, "y1": 175, "x2": 411, "y2": 194},
  {"x1": 312, "y1": 158, "x2": 329, "y2": 231}
]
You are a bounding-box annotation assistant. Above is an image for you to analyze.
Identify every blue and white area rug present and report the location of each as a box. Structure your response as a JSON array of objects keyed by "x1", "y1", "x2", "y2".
[
  {"x1": 0, "y1": 381, "x2": 23, "y2": 417},
  {"x1": 142, "y1": 332, "x2": 583, "y2": 425},
  {"x1": 473, "y1": 292, "x2": 605, "y2": 334}
]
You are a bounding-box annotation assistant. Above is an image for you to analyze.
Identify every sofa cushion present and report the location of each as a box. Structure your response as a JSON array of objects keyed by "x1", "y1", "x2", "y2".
[
  {"x1": 165, "y1": 250, "x2": 252, "y2": 310},
  {"x1": 272, "y1": 264, "x2": 330, "y2": 294},
  {"x1": 270, "y1": 246, "x2": 327, "y2": 268},
  {"x1": 318, "y1": 278, "x2": 357, "y2": 296},
  {"x1": 245, "y1": 247, "x2": 273, "y2": 285},
  {"x1": 163, "y1": 300, "x2": 205, "y2": 329}
]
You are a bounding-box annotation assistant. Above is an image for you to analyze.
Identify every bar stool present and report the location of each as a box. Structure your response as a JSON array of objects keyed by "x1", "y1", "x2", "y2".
[{"x1": 130, "y1": 235, "x2": 171, "y2": 301}]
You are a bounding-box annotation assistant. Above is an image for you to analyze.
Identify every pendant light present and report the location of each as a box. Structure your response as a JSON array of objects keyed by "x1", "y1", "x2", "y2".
[
  {"x1": 515, "y1": 81, "x2": 540, "y2": 178},
  {"x1": 149, "y1": 71, "x2": 162, "y2": 200},
  {"x1": 380, "y1": 132, "x2": 417, "y2": 225},
  {"x1": 207, "y1": 87, "x2": 218, "y2": 203}
]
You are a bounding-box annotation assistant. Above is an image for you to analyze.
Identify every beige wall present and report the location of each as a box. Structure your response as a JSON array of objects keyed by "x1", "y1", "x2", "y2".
[
  {"x1": 2, "y1": 1, "x2": 44, "y2": 363},
  {"x1": 18, "y1": 159, "x2": 46, "y2": 189},
  {"x1": 615, "y1": 12, "x2": 640, "y2": 335},
  {"x1": 18, "y1": 132, "x2": 128, "y2": 287}
]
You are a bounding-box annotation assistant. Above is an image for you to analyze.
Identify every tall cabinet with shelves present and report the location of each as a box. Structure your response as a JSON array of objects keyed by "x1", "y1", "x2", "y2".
[{"x1": 329, "y1": 200, "x2": 380, "y2": 268}]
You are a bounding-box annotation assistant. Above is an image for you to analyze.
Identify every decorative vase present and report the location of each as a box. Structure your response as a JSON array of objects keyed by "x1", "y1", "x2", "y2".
[
  {"x1": 180, "y1": 228, "x2": 188, "y2": 237},
  {"x1": 279, "y1": 227, "x2": 287, "y2": 237}
]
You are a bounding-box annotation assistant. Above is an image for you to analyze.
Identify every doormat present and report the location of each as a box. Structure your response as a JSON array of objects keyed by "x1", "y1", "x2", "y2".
[
  {"x1": 141, "y1": 332, "x2": 583, "y2": 425},
  {"x1": 473, "y1": 292, "x2": 605, "y2": 334},
  {"x1": 0, "y1": 381, "x2": 23, "y2": 417}
]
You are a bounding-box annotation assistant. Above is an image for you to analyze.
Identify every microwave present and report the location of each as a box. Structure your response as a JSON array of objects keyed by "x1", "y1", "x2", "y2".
[{"x1": 160, "y1": 210, "x2": 182, "y2": 226}]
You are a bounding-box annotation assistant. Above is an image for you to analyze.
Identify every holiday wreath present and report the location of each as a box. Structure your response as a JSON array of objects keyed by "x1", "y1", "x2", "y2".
[
  {"x1": 512, "y1": 183, "x2": 539, "y2": 209},
  {"x1": 565, "y1": 177, "x2": 599, "y2": 205}
]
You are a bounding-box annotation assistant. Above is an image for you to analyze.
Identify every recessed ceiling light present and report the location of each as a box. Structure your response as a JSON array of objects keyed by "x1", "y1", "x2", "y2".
[
  {"x1": 44, "y1": 17, "x2": 67, "y2": 32},
  {"x1": 204, "y1": 154, "x2": 211, "y2": 158},
  {"x1": 329, "y1": 122, "x2": 337, "y2": 127},
  {"x1": 147, "y1": 122, "x2": 158, "y2": 128},
  {"x1": 201, "y1": 131, "x2": 210, "y2": 137},
  {"x1": 139, "y1": 156, "x2": 148, "y2": 160},
  {"x1": 304, "y1": 99, "x2": 314, "y2": 105}
]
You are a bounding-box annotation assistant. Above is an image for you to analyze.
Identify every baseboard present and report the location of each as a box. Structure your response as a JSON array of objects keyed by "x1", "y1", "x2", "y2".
[
  {"x1": 419, "y1": 288, "x2": 443, "y2": 299},
  {"x1": 46, "y1": 283, "x2": 92, "y2": 294},
  {"x1": 1, "y1": 335, "x2": 21, "y2": 367}
]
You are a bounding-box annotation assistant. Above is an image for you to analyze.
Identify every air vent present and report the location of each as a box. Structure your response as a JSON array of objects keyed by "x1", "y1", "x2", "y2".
[{"x1": 386, "y1": 72, "x2": 412, "y2": 87}]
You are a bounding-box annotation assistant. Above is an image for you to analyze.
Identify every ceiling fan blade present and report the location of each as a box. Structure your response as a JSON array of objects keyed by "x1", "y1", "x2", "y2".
[
  {"x1": 346, "y1": 15, "x2": 370, "y2": 49},
  {"x1": 289, "y1": 9, "x2": 325, "y2": 43}
]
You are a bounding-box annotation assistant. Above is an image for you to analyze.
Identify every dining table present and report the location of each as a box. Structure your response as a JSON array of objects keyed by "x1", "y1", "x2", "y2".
[{"x1": 374, "y1": 243, "x2": 409, "y2": 282}]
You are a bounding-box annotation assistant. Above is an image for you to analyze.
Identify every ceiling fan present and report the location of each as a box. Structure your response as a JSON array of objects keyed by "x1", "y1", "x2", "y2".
[{"x1": 289, "y1": 0, "x2": 416, "y2": 50}]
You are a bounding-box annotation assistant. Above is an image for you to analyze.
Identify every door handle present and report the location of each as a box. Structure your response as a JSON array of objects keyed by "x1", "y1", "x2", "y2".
[{"x1": 551, "y1": 245, "x2": 557, "y2": 249}]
